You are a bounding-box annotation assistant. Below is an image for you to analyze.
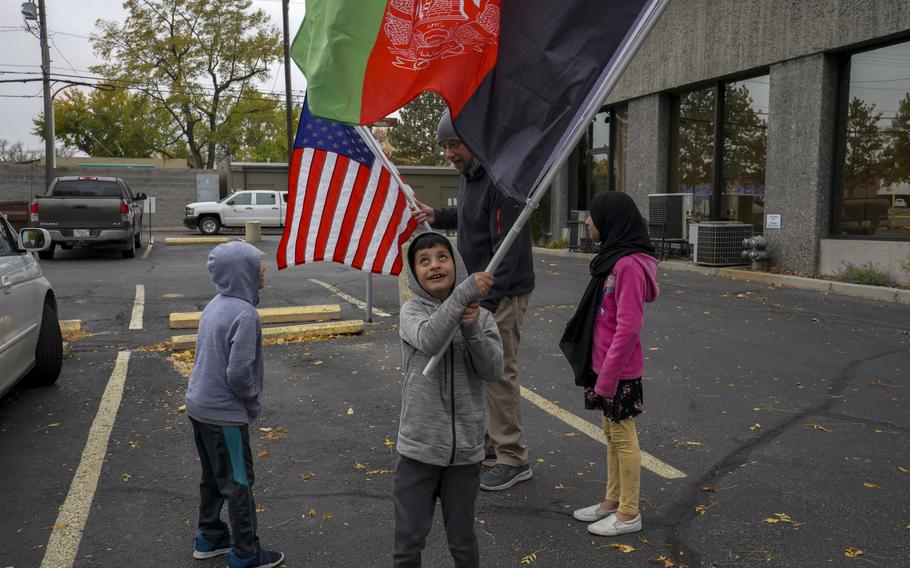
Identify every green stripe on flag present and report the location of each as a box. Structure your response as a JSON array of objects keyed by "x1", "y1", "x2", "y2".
[{"x1": 292, "y1": 1, "x2": 388, "y2": 124}]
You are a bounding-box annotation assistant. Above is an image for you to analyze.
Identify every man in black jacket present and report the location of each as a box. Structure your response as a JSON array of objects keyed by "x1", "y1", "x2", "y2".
[{"x1": 412, "y1": 111, "x2": 535, "y2": 491}]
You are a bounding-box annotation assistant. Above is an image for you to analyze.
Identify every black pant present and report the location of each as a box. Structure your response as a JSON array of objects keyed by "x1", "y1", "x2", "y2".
[
  {"x1": 190, "y1": 417, "x2": 259, "y2": 557},
  {"x1": 393, "y1": 455, "x2": 481, "y2": 568}
]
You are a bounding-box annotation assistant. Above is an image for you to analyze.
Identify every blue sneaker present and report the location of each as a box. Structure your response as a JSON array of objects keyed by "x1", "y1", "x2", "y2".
[
  {"x1": 193, "y1": 533, "x2": 231, "y2": 559},
  {"x1": 227, "y1": 549, "x2": 285, "y2": 568}
]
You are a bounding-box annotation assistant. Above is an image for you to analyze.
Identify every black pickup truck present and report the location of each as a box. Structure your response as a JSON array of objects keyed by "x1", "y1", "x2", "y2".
[{"x1": 30, "y1": 176, "x2": 146, "y2": 259}]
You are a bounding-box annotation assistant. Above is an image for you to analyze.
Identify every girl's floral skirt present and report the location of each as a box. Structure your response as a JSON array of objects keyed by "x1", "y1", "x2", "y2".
[{"x1": 584, "y1": 378, "x2": 643, "y2": 422}]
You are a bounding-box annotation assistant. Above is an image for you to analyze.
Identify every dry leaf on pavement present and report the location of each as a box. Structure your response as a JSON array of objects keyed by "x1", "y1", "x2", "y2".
[
  {"x1": 844, "y1": 547, "x2": 864, "y2": 558},
  {"x1": 803, "y1": 423, "x2": 832, "y2": 432},
  {"x1": 520, "y1": 552, "x2": 537, "y2": 564},
  {"x1": 863, "y1": 482, "x2": 880, "y2": 489},
  {"x1": 764, "y1": 513, "x2": 802, "y2": 526},
  {"x1": 610, "y1": 543, "x2": 636, "y2": 553}
]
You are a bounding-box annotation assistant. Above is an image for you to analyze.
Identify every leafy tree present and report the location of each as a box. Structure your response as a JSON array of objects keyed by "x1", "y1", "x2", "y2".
[
  {"x1": 674, "y1": 88, "x2": 715, "y2": 192},
  {"x1": 0, "y1": 139, "x2": 42, "y2": 162},
  {"x1": 220, "y1": 92, "x2": 288, "y2": 163},
  {"x1": 844, "y1": 97, "x2": 886, "y2": 196},
  {"x1": 884, "y1": 92, "x2": 910, "y2": 186},
  {"x1": 33, "y1": 87, "x2": 179, "y2": 158},
  {"x1": 389, "y1": 92, "x2": 447, "y2": 166},
  {"x1": 91, "y1": 0, "x2": 281, "y2": 169},
  {"x1": 723, "y1": 84, "x2": 767, "y2": 196}
]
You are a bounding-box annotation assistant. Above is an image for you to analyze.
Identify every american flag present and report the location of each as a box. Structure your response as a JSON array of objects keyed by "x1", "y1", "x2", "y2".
[{"x1": 277, "y1": 103, "x2": 419, "y2": 275}]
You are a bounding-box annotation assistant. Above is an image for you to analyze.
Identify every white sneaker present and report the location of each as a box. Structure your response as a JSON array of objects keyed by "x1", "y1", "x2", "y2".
[
  {"x1": 587, "y1": 513, "x2": 642, "y2": 536},
  {"x1": 572, "y1": 503, "x2": 617, "y2": 522}
]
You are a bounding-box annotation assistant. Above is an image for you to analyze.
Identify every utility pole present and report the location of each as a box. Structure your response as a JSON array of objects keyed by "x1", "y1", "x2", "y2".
[
  {"x1": 37, "y1": 0, "x2": 55, "y2": 191},
  {"x1": 282, "y1": 0, "x2": 294, "y2": 164}
]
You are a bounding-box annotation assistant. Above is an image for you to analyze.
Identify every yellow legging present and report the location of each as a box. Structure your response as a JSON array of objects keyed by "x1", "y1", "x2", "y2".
[{"x1": 603, "y1": 416, "x2": 640, "y2": 517}]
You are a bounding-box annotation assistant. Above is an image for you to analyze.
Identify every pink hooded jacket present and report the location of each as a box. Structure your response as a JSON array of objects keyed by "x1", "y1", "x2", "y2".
[{"x1": 591, "y1": 252, "x2": 660, "y2": 398}]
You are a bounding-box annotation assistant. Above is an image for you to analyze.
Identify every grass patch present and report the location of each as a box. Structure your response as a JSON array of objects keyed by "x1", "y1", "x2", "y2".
[
  {"x1": 545, "y1": 237, "x2": 568, "y2": 249},
  {"x1": 833, "y1": 261, "x2": 896, "y2": 287}
]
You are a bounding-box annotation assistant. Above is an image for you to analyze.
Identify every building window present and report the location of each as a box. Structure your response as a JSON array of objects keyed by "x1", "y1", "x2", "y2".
[
  {"x1": 583, "y1": 106, "x2": 628, "y2": 206},
  {"x1": 669, "y1": 76, "x2": 769, "y2": 232},
  {"x1": 833, "y1": 40, "x2": 910, "y2": 238}
]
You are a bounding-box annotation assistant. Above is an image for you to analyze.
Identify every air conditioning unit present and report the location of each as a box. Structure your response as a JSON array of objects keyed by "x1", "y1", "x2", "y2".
[
  {"x1": 648, "y1": 193, "x2": 693, "y2": 241},
  {"x1": 693, "y1": 222, "x2": 753, "y2": 266}
]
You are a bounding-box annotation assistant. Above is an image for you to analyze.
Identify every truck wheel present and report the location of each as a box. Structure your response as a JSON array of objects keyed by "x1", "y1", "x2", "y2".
[
  {"x1": 122, "y1": 243, "x2": 136, "y2": 258},
  {"x1": 24, "y1": 300, "x2": 63, "y2": 387},
  {"x1": 38, "y1": 242, "x2": 55, "y2": 260},
  {"x1": 199, "y1": 216, "x2": 221, "y2": 235}
]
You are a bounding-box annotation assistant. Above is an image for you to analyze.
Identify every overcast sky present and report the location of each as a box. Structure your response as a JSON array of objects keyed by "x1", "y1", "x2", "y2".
[{"x1": 0, "y1": 0, "x2": 307, "y2": 152}]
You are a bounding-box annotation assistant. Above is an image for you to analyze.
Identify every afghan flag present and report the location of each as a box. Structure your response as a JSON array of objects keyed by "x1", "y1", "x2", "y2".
[{"x1": 294, "y1": 0, "x2": 656, "y2": 200}]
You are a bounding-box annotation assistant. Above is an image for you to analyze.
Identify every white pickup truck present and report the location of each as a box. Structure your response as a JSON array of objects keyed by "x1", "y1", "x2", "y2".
[{"x1": 183, "y1": 190, "x2": 288, "y2": 235}]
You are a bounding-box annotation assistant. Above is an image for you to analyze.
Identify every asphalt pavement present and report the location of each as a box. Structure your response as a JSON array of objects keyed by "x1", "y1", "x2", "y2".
[{"x1": 1, "y1": 234, "x2": 908, "y2": 568}]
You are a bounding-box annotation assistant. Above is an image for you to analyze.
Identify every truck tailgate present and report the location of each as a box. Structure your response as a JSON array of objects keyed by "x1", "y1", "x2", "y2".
[{"x1": 37, "y1": 197, "x2": 124, "y2": 228}]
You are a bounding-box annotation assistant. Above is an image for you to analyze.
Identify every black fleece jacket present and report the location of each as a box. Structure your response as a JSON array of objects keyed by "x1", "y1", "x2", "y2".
[{"x1": 433, "y1": 163, "x2": 535, "y2": 312}]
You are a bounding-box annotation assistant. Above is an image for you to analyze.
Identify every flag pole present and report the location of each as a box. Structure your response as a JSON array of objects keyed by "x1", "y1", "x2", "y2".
[
  {"x1": 356, "y1": 125, "x2": 432, "y2": 233},
  {"x1": 422, "y1": 0, "x2": 669, "y2": 377}
]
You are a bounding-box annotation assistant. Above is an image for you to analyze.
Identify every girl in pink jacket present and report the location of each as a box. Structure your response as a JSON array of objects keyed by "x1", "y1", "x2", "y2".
[{"x1": 559, "y1": 192, "x2": 659, "y2": 537}]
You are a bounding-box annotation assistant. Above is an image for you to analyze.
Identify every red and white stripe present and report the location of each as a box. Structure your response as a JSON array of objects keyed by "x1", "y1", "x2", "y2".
[{"x1": 277, "y1": 145, "x2": 418, "y2": 275}]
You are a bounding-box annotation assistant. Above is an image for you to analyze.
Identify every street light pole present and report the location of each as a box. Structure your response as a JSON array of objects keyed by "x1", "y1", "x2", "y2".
[
  {"x1": 282, "y1": 0, "x2": 294, "y2": 165},
  {"x1": 37, "y1": 0, "x2": 55, "y2": 191}
]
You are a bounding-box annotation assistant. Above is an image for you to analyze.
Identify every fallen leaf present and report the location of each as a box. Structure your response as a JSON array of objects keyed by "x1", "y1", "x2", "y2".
[
  {"x1": 258, "y1": 450, "x2": 269, "y2": 458},
  {"x1": 554, "y1": 483, "x2": 566, "y2": 490},
  {"x1": 321, "y1": 512, "x2": 334, "y2": 522},
  {"x1": 53, "y1": 523, "x2": 69, "y2": 530},
  {"x1": 763, "y1": 512, "x2": 802, "y2": 526},
  {"x1": 520, "y1": 552, "x2": 537, "y2": 564},
  {"x1": 384, "y1": 438, "x2": 395, "y2": 449},
  {"x1": 255, "y1": 505, "x2": 267, "y2": 513},
  {"x1": 694, "y1": 505, "x2": 708, "y2": 517},
  {"x1": 803, "y1": 423, "x2": 832, "y2": 432},
  {"x1": 122, "y1": 473, "x2": 131, "y2": 482},
  {"x1": 698, "y1": 484, "x2": 715, "y2": 492},
  {"x1": 610, "y1": 543, "x2": 636, "y2": 553},
  {"x1": 346, "y1": 407, "x2": 354, "y2": 416},
  {"x1": 354, "y1": 462, "x2": 366, "y2": 470},
  {"x1": 685, "y1": 441, "x2": 703, "y2": 446},
  {"x1": 748, "y1": 423, "x2": 761, "y2": 431},
  {"x1": 307, "y1": 507, "x2": 317, "y2": 517},
  {"x1": 863, "y1": 482, "x2": 880, "y2": 489},
  {"x1": 649, "y1": 555, "x2": 681, "y2": 567},
  {"x1": 564, "y1": 432, "x2": 578, "y2": 437},
  {"x1": 873, "y1": 428, "x2": 883, "y2": 433},
  {"x1": 898, "y1": 466, "x2": 908, "y2": 474},
  {"x1": 844, "y1": 547, "x2": 864, "y2": 558},
  {"x1": 177, "y1": 404, "x2": 186, "y2": 414},
  {"x1": 299, "y1": 472, "x2": 314, "y2": 481},
  {"x1": 259, "y1": 427, "x2": 273, "y2": 433},
  {"x1": 868, "y1": 379, "x2": 892, "y2": 387},
  {"x1": 127, "y1": 440, "x2": 140, "y2": 449}
]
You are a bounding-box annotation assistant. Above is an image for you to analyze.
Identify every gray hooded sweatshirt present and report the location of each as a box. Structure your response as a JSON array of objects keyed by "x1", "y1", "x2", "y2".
[
  {"x1": 185, "y1": 241, "x2": 264, "y2": 425},
  {"x1": 398, "y1": 234, "x2": 504, "y2": 466}
]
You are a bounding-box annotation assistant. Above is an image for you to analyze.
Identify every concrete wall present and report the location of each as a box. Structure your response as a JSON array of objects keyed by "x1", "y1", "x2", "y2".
[
  {"x1": 626, "y1": 93, "x2": 671, "y2": 215},
  {"x1": 820, "y1": 239, "x2": 910, "y2": 285},
  {"x1": 0, "y1": 163, "x2": 204, "y2": 227},
  {"x1": 605, "y1": 0, "x2": 910, "y2": 105},
  {"x1": 762, "y1": 55, "x2": 839, "y2": 274}
]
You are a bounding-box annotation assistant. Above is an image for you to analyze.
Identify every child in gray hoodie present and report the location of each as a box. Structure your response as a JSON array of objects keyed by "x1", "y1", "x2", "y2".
[
  {"x1": 184, "y1": 241, "x2": 284, "y2": 568},
  {"x1": 394, "y1": 232, "x2": 504, "y2": 568}
]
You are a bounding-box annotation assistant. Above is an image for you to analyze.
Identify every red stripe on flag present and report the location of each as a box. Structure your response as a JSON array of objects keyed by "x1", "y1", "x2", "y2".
[
  {"x1": 352, "y1": 169, "x2": 392, "y2": 270},
  {"x1": 294, "y1": 150, "x2": 326, "y2": 265},
  {"x1": 313, "y1": 156, "x2": 349, "y2": 262},
  {"x1": 332, "y1": 165, "x2": 371, "y2": 264},
  {"x1": 371, "y1": 189, "x2": 407, "y2": 274},
  {"x1": 277, "y1": 147, "x2": 304, "y2": 270}
]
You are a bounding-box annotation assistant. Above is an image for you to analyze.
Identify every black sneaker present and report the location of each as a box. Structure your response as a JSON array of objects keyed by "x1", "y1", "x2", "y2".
[
  {"x1": 479, "y1": 463, "x2": 533, "y2": 491},
  {"x1": 192, "y1": 533, "x2": 231, "y2": 559},
  {"x1": 227, "y1": 548, "x2": 285, "y2": 568}
]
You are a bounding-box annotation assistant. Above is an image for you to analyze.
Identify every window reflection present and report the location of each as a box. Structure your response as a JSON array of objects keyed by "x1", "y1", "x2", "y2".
[
  {"x1": 669, "y1": 88, "x2": 715, "y2": 222},
  {"x1": 723, "y1": 77, "x2": 769, "y2": 231},
  {"x1": 835, "y1": 41, "x2": 910, "y2": 237}
]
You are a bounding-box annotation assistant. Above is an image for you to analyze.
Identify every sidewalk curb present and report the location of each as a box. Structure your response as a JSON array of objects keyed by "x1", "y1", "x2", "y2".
[{"x1": 532, "y1": 247, "x2": 910, "y2": 305}]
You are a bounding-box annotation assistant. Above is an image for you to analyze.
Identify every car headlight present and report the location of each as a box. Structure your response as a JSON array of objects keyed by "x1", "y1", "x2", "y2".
[{"x1": 185, "y1": 207, "x2": 194, "y2": 216}]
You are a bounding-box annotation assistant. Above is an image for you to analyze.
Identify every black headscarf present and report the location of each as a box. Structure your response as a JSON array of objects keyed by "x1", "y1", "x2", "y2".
[{"x1": 559, "y1": 192, "x2": 656, "y2": 388}]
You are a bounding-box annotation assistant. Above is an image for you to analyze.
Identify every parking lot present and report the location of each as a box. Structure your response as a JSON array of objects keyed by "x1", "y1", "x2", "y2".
[{"x1": 1, "y1": 234, "x2": 908, "y2": 567}]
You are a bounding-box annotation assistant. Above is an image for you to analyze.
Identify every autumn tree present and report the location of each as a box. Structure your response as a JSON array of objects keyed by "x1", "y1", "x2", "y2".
[
  {"x1": 843, "y1": 97, "x2": 886, "y2": 196},
  {"x1": 33, "y1": 87, "x2": 179, "y2": 158},
  {"x1": 389, "y1": 92, "x2": 448, "y2": 166},
  {"x1": 884, "y1": 92, "x2": 910, "y2": 186},
  {"x1": 722, "y1": 84, "x2": 767, "y2": 197},
  {"x1": 91, "y1": 0, "x2": 281, "y2": 169}
]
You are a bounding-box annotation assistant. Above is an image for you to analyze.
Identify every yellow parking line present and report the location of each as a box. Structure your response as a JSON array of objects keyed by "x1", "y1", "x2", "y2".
[
  {"x1": 520, "y1": 386, "x2": 687, "y2": 479},
  {"x1": 142, "y1": 243, "x2": 153, "y2": 259},
  {"x1": 129, "y1": 284, "x2": 144, "y2": 330},
  {"x1": 40, "y1": 351, "x2": 131, "y2": 568}
]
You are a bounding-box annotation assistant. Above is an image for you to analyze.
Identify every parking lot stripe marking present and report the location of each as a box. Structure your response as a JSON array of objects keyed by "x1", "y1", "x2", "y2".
[
  {"x1": 309, "y1": 278, "x2": 391, "y2": 317},
  {"x1": 129, "y1": 284, "x2": 145, "y2": 330},
  {"x1": 40, "y1": 351, "x2": 131, "y2": 568},
  {"x1": 520, "y1": 386, "x2": 687, "y2": 479},
  {"x1": 142, "y1": 243, "x2": 153, "y2": 259}
]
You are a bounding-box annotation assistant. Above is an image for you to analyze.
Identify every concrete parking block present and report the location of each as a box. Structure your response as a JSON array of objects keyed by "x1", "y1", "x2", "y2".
[
  {"x1": 59, "y1": 320, "x2": 83, "y2": 334},
  {"x1": 169, "y1": 305, "x2": 343, "y2": 329},
  {"x1": 164, "y1": 237, "x2": 232, "y2": 245},
  {"x1": 170, "y1": 319, "x2": 365, "y2": 351}
]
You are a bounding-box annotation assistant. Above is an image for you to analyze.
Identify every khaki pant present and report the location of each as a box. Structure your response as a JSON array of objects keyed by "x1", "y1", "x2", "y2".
[
  {"x1": 484, "y1": 293, "x2": 530, "y2": 466},
  {"x1": 603, "y1": 416, "x2": 641, "y2": 516}
]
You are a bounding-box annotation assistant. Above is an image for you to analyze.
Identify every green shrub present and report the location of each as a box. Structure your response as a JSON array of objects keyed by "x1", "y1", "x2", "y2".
[
  {"x1": 834, "y1": 261, "x2": 896, "y2": 287},
  {"x1": 546, "y1": 237, "x2": 568, "y2": 249}
]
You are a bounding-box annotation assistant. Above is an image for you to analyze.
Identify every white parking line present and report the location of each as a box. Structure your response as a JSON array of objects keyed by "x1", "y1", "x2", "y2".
[
  {"x1": 309, "y1": 278, "x2": 391, "y2": 318},
  {"x1": 520, "y1": 386, "x2": 687, "y2": 479},
  {"x1": 129, "y1": 284, "x2": 145, "y2": 330},
  {"x1": 141, "y1": 243, "x2": 153, "y2": 259},
  {"x1": 40, "y1": 351, "x2": 131, "y2": 568}
]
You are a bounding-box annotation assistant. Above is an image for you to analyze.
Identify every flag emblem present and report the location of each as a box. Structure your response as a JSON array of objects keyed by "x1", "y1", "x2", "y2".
[{"x1": 277, "y1": 103, "x2": 419, "y2": 275}]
